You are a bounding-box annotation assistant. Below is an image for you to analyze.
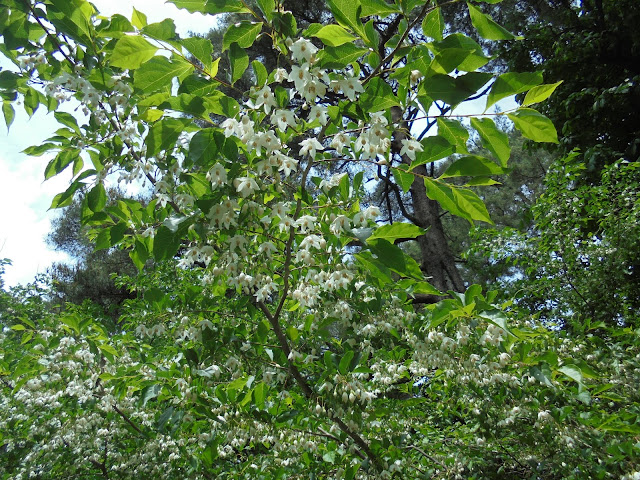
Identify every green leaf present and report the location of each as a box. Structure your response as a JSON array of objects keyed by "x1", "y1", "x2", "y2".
[
  {"x1": 178, "y1": 74, "x2": 221, "y2": 97},
  {"x1": 411, "y1": 136, "x2": 455, "y2": 169},
  {"x1": 98, "y1": 343, "x2": 118, "y2": 358},
  {"x1": 369, "y1": 239, "x2": 423, "y2": 279},
  {"x1": 24, "y1": 143, "x2": 59, "y2": 157},
  {"x1": 50, "y1": 181, "x2": 83, "y2": 209},
  {"x1": 355, "y1": 251, "x2": 393, "y2": 286},
  {"x1": 367, "y1": 223, "x2": 425, "y2": 244},
  {"x1": 181, "y1": 36, "x2": 213, "y2": 74},
  {"x1": 412, "y1": 281, "x2": 441, "y2": 295},
  {"x1": 188, "y1": 129, "x2": 224, "y2": 166},
  {"x1": 392, "y1": 167, "x2": 414, "y2": 193},
  {"x1": 109, "y1": 222, "x2": 128, "y2": 246},
  {"x1": 227, "y1": 376, "x2": 248, "y2": 392},
  {"x1": 140, "y1": 385, "x2": 161, "y2": 407},
  {"x1": 272, "y1": 11, "x2": 297, "y2": 37},
  {"x1": 440, "y1": 155, "x2": 505, "y2": 178},
  {"x1": 130, "y1": 240, "x2": 148, "y2": 271},
  {"x1": 203, "y1": 93, "x2": 240, "y2": 117},
  {"x1": 134, "y1": 56, "x2": 194, "y2": 94},
  {"x1": 252, "y1": 60, "x2": 267, "y2": 86},
  {"x1": 558, "y1": 365, "x2": 583, "y2": 385},
  {"x1": 360, "y1": 0, "x2": 400, "y2": 17},
  {"x1": 145, "y1": 93, "x2": 206, "y2": 117},
  {"x1": 256, "y1": 0, "x2": 275, "y2": 20},
  {"x1": 326, "y1": 0, "x2": 364, "y2": 37},
  {"x1": 312, "y1": 24, "x2": 357, "y2": 47},
  {"x1": 110, "y1": 35, "x2": 158, "y2": 69},
  {"x1": 99, "y1": 14, "x2": 134, "y2": 36},
  {"x1": 229, "y1": 42, "x2": 249, "y2": 84},
  {"x1": 47, "y1": 0, "x2": 94, "y2": 41},
  {"x1": 153, "y1": 225, "x2": 181, "y2": 261},
  {"x1": 323, "y1": 451, "x2": 336, "y2": 464},
  {"x1": 465, "y1": 177, "x2": 501, "y2": 186},
  {"x1": 316, "y1": 44, "x2": 369, "y2": 69},
  {"x1": 87, "y1": 183, "x2": 107, "y2": 212},
  {"x1": 222, "y1": 21, "x2": 262, "y2": 51},
  {"x1": 422, "y1": 72, "x2": 492, "y2": 106},
  {"x1": 486, "y1": 71, "x2": 543, "y2": 110},
  {"x1": 54, "y1": 112, "x2": 81, "y2": 134},
  {"x1": 142, "y1": 19, "x2": 176, "y2": 40},
  {"x1": 430, "y1": 34, "x2": 489, "y2": 72},
  {"x1": 338, "y1": 350, "x2": 355, "y2": 375},
  {"x1": 507, "y1": 108, "x2": 559, "y2": 143},
  {"x1": 131, "y1": 7, "x2": 147, "y2": 28},
  {"x1": 437, "y1": 118, "x2": 469, "y2": 151},
  {"x1": 424, "y1": 178, "x2": 493, "y2": 224},
  {"x1": 522, "y1": 81, "x2": 563, "y2": 106},
  {"x1": 168, "y1": 0, "x2": 250, "y2": 14},
  {"x1": 145, "y1": 118, "x2": 192, "y2": 156},
  {"x1": 324, "y1": 351, "x2": 337, "y2": 373},
  {"x1": 422, "y1": 7, "x2": 444, "y2": 41},
  {"x1": 2, "y1": 101, "x2": 15, "y2": 130},
  {"x1": 23, "y1": 87, "x2": 40, "y2": 117},
  {"x1": 470, "y1": 117, "x2": 511, "y2": 167},
  {"x1": 467, "y1": 3, "x2": 515, "y2": 40},
  {"x1": 363, "y1": 19, "x2": 380, "y2": 49},
  {"x1": 44, "y1": 150, "x2": 78, "y2": 180},
  {"x1": 359, "y1": 77, "x2": 399, "y2": 111},
  {"x1": 253, "y1": 381, "x2": 267, "y2": 409}
]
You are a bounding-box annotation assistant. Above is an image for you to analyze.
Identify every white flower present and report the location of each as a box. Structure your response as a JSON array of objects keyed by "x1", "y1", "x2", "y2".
[
  {"x1": 299, "y1": 138, "x2": 324, "y2": 158},
  {"x1": 354, "y1": 132, "x2": 370, "y2": 153},
  {"x1": 330, "y1": 215, "x2": 351, "y2": 235},
  {"x1": 233, "y1": 176, "x2": 259, "y2": 197},
  {"x1": 288, "y1": 64, "x2": 311, "y2": 93},
  {"x1": 339, "y1": 76, "x2": 364, "y2": 101},
  {"x1": 228, "y1": 235, "x2": 247, "y2": 252},
  {"x1": 256, "y1": 129, "x2": 281, "y2": 154},
  {"x1": 258, "y1": 241, "x2": 278, "y2": 257},
  {"x1": 290, "y1": 38, "x2": 317, "y2": 63},
  {"x1": 206, "y1": 163, "x2": 228, "y2": 188},
  {"x1": 363, "y1": 205, "x2": 380, "y2": 220},
  {"x1": 399, "y1": 138, "x2": 423, "y2": 161},
  {"x1": 330, "y1": 132, "x2": 350, "y2": 152},
  {"x1": 221, "y1": 118, "x2": 240, "y2": 137},
  {"x1": 277, "y1": 154, "x2": 298, "y2": 177},
  {"x1": 537, "y1": 410, "x2": 552, "y2": 422},
  {"x1": 309, "y1": 105, "x2": 328, "y2": 125},
  {"x1": 253, "y1": 85, "x2": 277, "y2": 113},
  {"x1": 273, "y1": 68, "x2": 288, "y2": 82},
  {"x1": 302, "y1": 79, "x2": 326, "y2": 102},
  {"x1": 370, "y1": 111, "x2": 389, "y2": 126},
  {"x1": 296, "y1": 215, "x2": 316, "y2": 233},
  {"x1": 271, "y1": 109, "x2": 297, "y2": 132}
]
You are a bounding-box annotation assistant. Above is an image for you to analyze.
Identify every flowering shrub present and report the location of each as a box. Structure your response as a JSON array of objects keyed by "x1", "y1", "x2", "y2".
[{"x1": 1, "y1": 0, "x2": 639, "y2": 478}]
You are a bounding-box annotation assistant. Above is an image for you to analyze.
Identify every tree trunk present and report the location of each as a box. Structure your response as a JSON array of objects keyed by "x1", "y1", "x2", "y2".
[
  {"x1": 409, "y1": 164, "x2": 465, "y2": 293},
  {"x1": 390, "y1": 106, "x2": 464, "y2": 293}
]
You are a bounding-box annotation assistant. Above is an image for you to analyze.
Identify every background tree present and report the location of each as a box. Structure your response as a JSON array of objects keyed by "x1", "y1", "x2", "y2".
[
  {"x1": 45, "y1": 190, "x2": 140, "y2": 323},
  {"x1": 495, "y1": 0, "x2": 640, "y2": 174}
]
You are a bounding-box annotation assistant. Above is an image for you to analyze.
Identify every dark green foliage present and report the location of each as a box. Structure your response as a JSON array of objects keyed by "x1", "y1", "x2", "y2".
[
  {"x1": 470, "y1": 157, "x2": 640, "y2": 328},
  {"x1": 447, "y1": 129, "x2": 554, "y2": 285},
  {"x1": 495, "y1": 0, "x2": 640, "y2": 175},
  {"x1": 46, "y1": 191, "x2": 139, "y2": 319}
]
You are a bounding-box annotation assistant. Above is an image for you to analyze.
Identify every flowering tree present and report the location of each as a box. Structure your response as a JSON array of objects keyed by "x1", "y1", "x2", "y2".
[{"x1": 1, "y1": 0, "x2": 639, "y2": 479}]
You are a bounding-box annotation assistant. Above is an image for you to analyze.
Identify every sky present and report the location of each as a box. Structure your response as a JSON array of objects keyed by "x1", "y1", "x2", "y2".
[{"x1": 0, "y1": 1, "x2": 515, "y2": 288}]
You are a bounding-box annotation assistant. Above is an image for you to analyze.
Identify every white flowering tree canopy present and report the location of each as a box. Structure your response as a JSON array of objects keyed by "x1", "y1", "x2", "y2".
[{"x1": 1, "y1": 0, "x2": 639, "y2": 479}]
